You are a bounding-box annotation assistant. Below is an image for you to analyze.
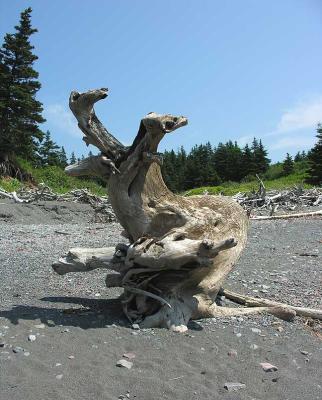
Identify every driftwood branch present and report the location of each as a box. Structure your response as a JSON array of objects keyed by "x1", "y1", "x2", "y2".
[
  {"x1": 52, "y1": 87, "x2": 321, "y2": 331},
  {"x1": 251, "y1": 210, "x2": 322, "y2": 220},
  {"x1": 220, "y1": 288, "x2": 322, "y2": 320}
]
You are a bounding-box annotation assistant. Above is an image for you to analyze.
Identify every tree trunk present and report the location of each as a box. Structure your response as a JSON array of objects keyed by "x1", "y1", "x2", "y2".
[{"x1": 53, "y1": 88, "x2": 321, "y2": 331}]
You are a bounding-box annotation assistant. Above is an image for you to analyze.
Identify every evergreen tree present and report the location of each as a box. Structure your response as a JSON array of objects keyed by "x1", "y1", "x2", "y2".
[
  {"x1": 306, "y1": 125, "x2": 322, "y2": 185},
  {"x1": 0, "y1": 8, "x2": 44, "y2": 162},
  {"x1": 70, "y1": 152, "x2": 76, "y2": 164},
  {"x1": 38, "y1": 130, "x2": 60, "y2": 166},
  {"x1": 294, "y1": 151, "x2": 302, "y2": 162},
  {"x1": 282, "y1": 153, "x2": 294, "y2": 176},
  {"x1": 252, "y1": 138, "x2": 270, "y2": 174},
  {"x1": 242, "y1": 144, "x2": 253, "y2": 177},
  {"x1": 58, "y1": 146, "x2": 68, "y2": 168}
]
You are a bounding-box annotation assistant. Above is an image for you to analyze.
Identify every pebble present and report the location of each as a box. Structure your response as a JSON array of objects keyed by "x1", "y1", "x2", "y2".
[
  {"x1": 260, "y1": 362, "x2": 278, "y2": 372},
  {"x1": 300, "y1": 350, "x2": 309, "y2": 355},
  {"x1": 116, "y1": 359, "x2": 133, "y2": 369},
  {"x1": 224, "y1": 382, "x2": 246, "y2": 392},
  {"x1": 0, "y1": 342, "x2": 5, "y2": 348},
  {"x1": 236, "y1": 333, "x2": 242, "y2": 338},
  {"x1": 68, "y1": 355, "x2": 75, "y2": 359},
  {"x1": 123, "y1": 352, "x2": 136, "y2": 360},
  {"x1": 28, "y1": 334, "x2": 37, "y2": 342},
  {"x1": 24, "y1": 352, "x2": 30, "y2": 357},
  {"x1": 132, "y1": 324, "x2": 140, "y2": 330},
  {"x1": 56, "y1": 374, "x2": 63, "y2": 380},
  {"x1": 34, "y1": 323, "x2": 46, "y2": 329},
  {"x1": 228, "y1": 349, "x2": 238, "y2": 357},
  {"x1": 12, "y1": 346, "x2": 24, "y2": 353},
  {"x1": 250, "y1": 344, "x2": 258, "y2": 350},
  {"x1": 251, "y1": 328, "x2": 261, "y2": 334}
]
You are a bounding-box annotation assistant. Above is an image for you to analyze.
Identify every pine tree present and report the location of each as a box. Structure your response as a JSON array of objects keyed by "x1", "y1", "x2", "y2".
[
  {"x1": 58, "y1": 146, "x2": 68, "y2": 168},
  {"x1": 0, "y1": 8, "x2": 45, "y2": 163},
  {"x1": 294, "y1": 151, "x2": 302, "y2": 162},
  {"x1": 242, "y1": 144, "x2": 253, "y2": 178},
  {"x1": 70, "y1": 152, "x2": 76, "y2": 164},
  {"x1": 38, "y1": 130, "x2": 60, "y2": 166},
  {"x1": 282, "y1": 153, "x2": 294, "y2": 176},
  {"x1": 306, "y1": 125, "x2": 322, "y2": 185},
  {"x1": 252, "y1": 138, "x2": 270, "y2": 174}
]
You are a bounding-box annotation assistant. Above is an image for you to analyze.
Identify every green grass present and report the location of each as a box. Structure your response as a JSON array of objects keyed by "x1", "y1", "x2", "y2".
[
  {"x1": 1, "y1": 158, "x2": 107, "y2": 196},
  {"x1": 184, "y1": 171, "x2": 312, "y2": 196}
]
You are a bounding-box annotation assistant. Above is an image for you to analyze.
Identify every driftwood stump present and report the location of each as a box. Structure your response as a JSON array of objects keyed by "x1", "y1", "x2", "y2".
[{"x1": 53, "y1": 88, "x2": 321, "y2": 331}]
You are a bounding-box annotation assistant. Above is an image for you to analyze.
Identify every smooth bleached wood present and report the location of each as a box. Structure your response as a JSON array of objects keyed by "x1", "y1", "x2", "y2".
[{"x1": 53, "y1": 87, "x2": 322, "y2": 331}]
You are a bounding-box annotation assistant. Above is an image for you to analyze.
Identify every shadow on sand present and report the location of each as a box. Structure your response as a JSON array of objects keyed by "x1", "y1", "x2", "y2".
[{"x1": 0, "y1": 296, "x2": 204, "y2": 331}]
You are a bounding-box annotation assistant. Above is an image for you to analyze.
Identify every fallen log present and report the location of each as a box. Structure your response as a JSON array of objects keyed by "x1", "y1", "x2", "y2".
[
  {"x1": 251, "y1": 210, "x2": 322, "y2": 220},
  {"x1": 220, "y1": 288, "x2": 322, "y2": 320}
]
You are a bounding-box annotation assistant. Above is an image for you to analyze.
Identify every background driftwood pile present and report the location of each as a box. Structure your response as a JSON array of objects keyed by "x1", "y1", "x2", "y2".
[
  {"x1": 0, "y1": 184, "x2": 116, "y2": 222},
  {"x1": 232, "y1": 185, "x2": 322, "y2": 217}
]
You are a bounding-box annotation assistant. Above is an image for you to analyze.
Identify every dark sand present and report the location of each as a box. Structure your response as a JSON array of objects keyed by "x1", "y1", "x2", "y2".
[{"x1": 0, "y1": 201, "x2": 321, "y2": 400}]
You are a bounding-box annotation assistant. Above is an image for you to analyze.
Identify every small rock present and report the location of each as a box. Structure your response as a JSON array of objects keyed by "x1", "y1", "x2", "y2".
[
  {"x1": 224, "y1": 382, "x2": 246, "y2": 392},
  {"x1": 68, "y1": 355, "x2": 75, "y2": 359},
  {"x1": 34, "y1": 324, "x2": 45, "y2": 329},
  {"x1": 55, "y1": 363, "x2": 62, "y2": 367},
  {"x1": 132, "y1": 324, "x2": 140, "y2": 330},
  {"x1": 260, "y1": 362, "x2": 278, "y2": 372},
  {"x1": 116, "y1": 359, "x2": 133, "y2": 369},
  {"x1": 12, "y1": 346, "x2": 24, "y2": 353},
  {"x1": 123, "y1": 352, "x2": 136, "y2": 360},
  {"x1": 28, "y1": 334, "x2": 36, "y2": 342},
  {"x1": 300, "y1": 350, "x2": 309, "y2": 355},
  {"x1": 276, "y1": 326, "x2": 284, "y2": 332},
  {"x1": 131, "y1": 332, "x2": 138, "y2": 336},
  {"x1": 228, "y1": 349, "x2": 238, "y2": 357},
  {"x1": 62, "y1": 328, "x2": 70, "y2": 333},
  {"x1": 251, "y1": 328, "x2": 261, "y2": 334},
  {"x1": 250, "y1": 344, "x2": 258, "y2": 350},
  {"x1": 94, "y1": 293, "x2": 101, "y2": 297},
  {"x1": 236, "y1": 333, "x2": 242, "y2": 338},
  {"x1": 0, "y1": 342, "x2": 5, "y2": 348},
  {"x1": 56, "y1": 374, "x2": 63, "y2": 380},
  {"x1": 24, "y1": 352, "x2": 30, "y2": 357}
]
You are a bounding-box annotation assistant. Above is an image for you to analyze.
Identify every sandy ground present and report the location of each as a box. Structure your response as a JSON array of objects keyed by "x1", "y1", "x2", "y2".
[{"x1": 0, "y1": 201, "x2": 321, "y2": 400}]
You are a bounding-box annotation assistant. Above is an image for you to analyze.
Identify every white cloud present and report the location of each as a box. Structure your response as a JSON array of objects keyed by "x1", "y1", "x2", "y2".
[
  {"x1": 237, "y1": 96, "x2": 322, "y2": 148},
  {"x1": 44, "y1": 104, "x2": 81, "y2": 138},
  {"x1": 275, "y1": 97, "x2": 322, "y2": 134},
  {"x1": 269, "y1": 135, "x2": 316, "y2": 150}
]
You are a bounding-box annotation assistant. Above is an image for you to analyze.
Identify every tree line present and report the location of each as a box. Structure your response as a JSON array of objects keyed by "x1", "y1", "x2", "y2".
[{"x1": 1, "y1": 8, "x2": 322, "y2": 187}]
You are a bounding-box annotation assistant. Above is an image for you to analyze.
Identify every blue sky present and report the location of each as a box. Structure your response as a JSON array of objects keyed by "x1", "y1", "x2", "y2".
[{"x1": 1, "y1": 0, "x2": 322, "y2": 162}]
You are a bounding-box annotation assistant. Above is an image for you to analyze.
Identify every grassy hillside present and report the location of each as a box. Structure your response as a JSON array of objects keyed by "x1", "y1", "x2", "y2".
[
  {"x1": 0, "y1": 158, "x2": 106, "y2": 195},
  {"x1": 1, "y1": 158, "x2": 314, "y2": 198},
  {"x1": 185, "y1": 163, "x2": 311, "y2": 196}
]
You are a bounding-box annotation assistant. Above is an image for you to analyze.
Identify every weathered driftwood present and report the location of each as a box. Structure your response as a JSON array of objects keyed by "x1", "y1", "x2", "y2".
[
  {"x1": 251, "y1": 210, "x2": 322, "y2": 220},
  {"x1": 53, "y1": 87, "x2": 322, "y2": 331},
  {"x1": 232, "y1": 184, "x2": 322, "y2": 217}
]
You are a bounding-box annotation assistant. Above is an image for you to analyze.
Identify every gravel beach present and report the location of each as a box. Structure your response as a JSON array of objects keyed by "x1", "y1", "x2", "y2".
[{"x1": 0, "y1": 201, "x2": 321, "y2": 400}]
